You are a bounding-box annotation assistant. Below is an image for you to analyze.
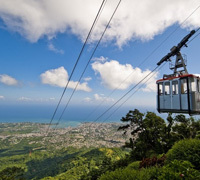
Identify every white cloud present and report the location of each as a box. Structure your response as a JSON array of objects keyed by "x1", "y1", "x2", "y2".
[
  {"x1": 83, "y1": 94, "x2": 114, "y2": 103},
  {"x1": 94, "y1": 93, "x2": 114, "y2": 102},
  {"x1": 40, "y1": 66, "x2": 92, "y2": 92},
  {"x1": 48, "y1": 42, "x2": 64, "y2": 54},
  {"x1": 0, "y1": 74, "x2": 18, "y2": 86},
  {"x1": 18, "y1": 97, "x2": 57, "y2": 102},
  {"x1": 194, "y1": 74, "x2": 200, "y2": 77},
  {"x1": 0, "y1": 95, "x2": 5, "y2": 100},
  {"x1": 18, "y1": 97, "x2": 32, "y2": 101},
  {"x1": 141, "y1": 75, "x2": 158, "y2": 92},
  {"x1": 35, "y1": 97, "x2": 56, "y2": 102},
  {"x1": 92, "y1": 59, "x2": 158, "y2": 92},
  {"x1": 0, "y1": 0, "x2": 199, "y2": 46},
  {"x1": 84, "y1": 77, "x2": 92, "y2": 81},
  {"x1": 40, "y1": 66, "x2": 68, "y2": 87}
]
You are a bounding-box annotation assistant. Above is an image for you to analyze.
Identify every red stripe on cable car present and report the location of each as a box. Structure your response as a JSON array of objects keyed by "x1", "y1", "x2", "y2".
[{"x1": 156, "y1": 74, "x2": 199, "y2": 83}]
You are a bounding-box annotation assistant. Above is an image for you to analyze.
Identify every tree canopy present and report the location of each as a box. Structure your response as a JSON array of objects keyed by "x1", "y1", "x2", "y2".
[{"x1": 118, "y1": 109, "x2": 200, "y2": 160}]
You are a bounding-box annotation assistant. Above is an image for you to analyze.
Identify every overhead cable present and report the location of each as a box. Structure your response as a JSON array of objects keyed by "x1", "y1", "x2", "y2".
[
  {"x1": 90, "y1": 4, "x2": 200, "y2": 126},
  {"x1": 187, "y1": 27, "x2": 200, "y2": 44},
  {"x1": 45, "y1": 0, "x2": 107, "y2": 135},
  {"x1": 82, "y1": 4, "x2": 200, "y2": 123},
  {"x1": 52, "y1": 0, "x2": 122, "y2": 131},
  {"x1": 98, "y1": 62, "x2": 167, "y2": 127},
  {"x1": 89, "y1": 65, "x2": 160, "y2": 126}
]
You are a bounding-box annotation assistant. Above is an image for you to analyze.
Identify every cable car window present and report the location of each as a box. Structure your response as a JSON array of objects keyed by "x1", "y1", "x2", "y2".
[
  {"x1": 181, "y1": 79, "x2": 187, "y2": 94},
  {"x1": 164, "y1": 82, "x2": 170, "y2": 95},
  {"x1": 172, "y1": 81, "x2": 178, "y2": 95},
  {"x1": 190, "y1": 78, "x2": 196, "y2": 92},
  {"x1": 158, "y1": 83, "x2": 163, "y2": 95}
]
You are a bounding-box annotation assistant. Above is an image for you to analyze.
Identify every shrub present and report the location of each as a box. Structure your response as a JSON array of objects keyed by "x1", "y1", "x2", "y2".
[
  {"x1": 99, "y1": 160, "x2": 200, "y2": 180},
  {"x1": 158, "y1": 160, "x2": 200, "y2": 180},
  {"x1": 99, "y1": 167, "x2": 160, "y2": 180},
  {"x1": 166, "y1": 139, "x2": 200, "y2": 169},
  {"x1": 127, "y1": 161, "x2": 140, "y2": 170},
  {"x1": 139, "y1": 155, "x2": 166, "y2": 168}
]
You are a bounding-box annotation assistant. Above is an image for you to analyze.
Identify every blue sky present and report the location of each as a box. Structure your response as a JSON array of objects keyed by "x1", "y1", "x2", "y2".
[{"x1": 0, "y1": 0, "x2": 200, "y2": 122}]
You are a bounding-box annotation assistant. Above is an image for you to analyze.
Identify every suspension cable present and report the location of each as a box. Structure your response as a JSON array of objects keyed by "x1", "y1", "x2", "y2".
[
  {"x1": 187, "y1": 27, "x2": 200, "y2": 44},
  {"x1": 51, "y1": 0, "x2": 122, "y2": 131},
  {"x1": 98, "y1": 62, "x2": 167, "y2": 127},
  {"x1": 89, "y1": 65, "x2": 160, "y2": 127},
  {"x1": 82, "y1": 4, "x2": 200, "y2": 123},
  {"x1": 45, "y1": 0, "x2": 107, "y2": 135}
]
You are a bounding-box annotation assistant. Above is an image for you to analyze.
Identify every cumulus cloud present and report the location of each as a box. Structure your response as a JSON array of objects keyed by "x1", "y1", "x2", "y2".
[
  {"x1": 94, "y1": 93, "x2": 114, "y2": 102},
  {"x1": 0, "y1": 74, "x2": 18, "y2": 86},
  {"x1": 141, "y1": 76, "x2": 158, "y2": 92},
  {"x1": 48, "y1": 42, "x2": 64, "y2": 54},
  {"x1": 0, "y1": 0, "x2": 199, "y2": 46},
  {"x1": 40, "y1": 66, "x2": 92, "y2": 92},
  {"x1": 83, "y1": 94, "x2": 114, "y2": 103},
  {"x1": 92, "y1": 59, "x2": 158, "y2": 92}
]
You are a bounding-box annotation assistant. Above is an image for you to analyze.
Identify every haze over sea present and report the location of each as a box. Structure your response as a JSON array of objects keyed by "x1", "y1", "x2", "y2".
[{"x1": 0, "y1": 104, "x2": 159, "y2": 127}]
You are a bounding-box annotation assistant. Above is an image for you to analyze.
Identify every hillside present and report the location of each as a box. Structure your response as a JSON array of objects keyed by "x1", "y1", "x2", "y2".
[
  {"x1": 0, "y1": 122, "x2": 128, "y2": 179},
  {"x1": 1, "y1": 110, "x2": 200, "y2": 180}
]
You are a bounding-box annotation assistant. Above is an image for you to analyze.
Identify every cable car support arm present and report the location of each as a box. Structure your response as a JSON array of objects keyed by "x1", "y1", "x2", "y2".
[{"x1": 157, "y1": 30, "x2": 196, "y2": 66}]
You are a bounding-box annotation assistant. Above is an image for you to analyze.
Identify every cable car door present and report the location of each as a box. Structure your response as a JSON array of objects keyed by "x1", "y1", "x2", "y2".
[
  {"x1": 164, "y1": 81, "x2": 171, "y2": 109},
  {"x1": 180, "y1": 78, "x2": 188, "y2": 110},
  {"x1": 171, "y1": 80, "x2": 180, "y2": 110}
]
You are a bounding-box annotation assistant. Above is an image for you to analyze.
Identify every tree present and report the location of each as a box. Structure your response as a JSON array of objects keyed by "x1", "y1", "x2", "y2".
[
  {"x1": 119, "y1": 109, "x2": 200, "y2": 161},
  {"x1": 118, "y1": 109, "x2": 166, "y2": 160},
  {"x1": 162, "y1": 113, "x2": 176, "y2": 152},
  {"x1": 172, "y1": 114, "x2": 200, "y2": 140},
  {"x1": 118, "y1": 109, "x2": 144, "y2": 150}
]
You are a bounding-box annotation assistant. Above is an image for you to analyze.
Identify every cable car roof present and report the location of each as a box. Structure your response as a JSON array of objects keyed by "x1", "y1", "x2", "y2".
[{"x1": 156, "y1": 74, "x2": 199, "y2": 83}]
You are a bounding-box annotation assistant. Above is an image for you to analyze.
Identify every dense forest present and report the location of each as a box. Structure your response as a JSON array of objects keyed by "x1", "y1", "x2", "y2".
[{"x1": 1, "y1": 109, "x2": 200, "y2": 179}]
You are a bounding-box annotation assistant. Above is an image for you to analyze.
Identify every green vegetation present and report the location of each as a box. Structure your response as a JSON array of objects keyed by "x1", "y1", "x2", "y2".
[
  {"x1": 1, "y1": 110, "x2": 200, "y2": 179},
  {"x1": 0, "y1": 145, "x2": 127, "y2": 180},
  {"x1": 0, "y1": 166, "x2": 25, "y2": 180},
  {"x1": 167, "y1": 139, "x2": 200, "y2": 169},
  {"x1": 97, "y1": 110, "x2": 200, "y2": 180},
  {"x1": 118, "y1": 110, "x2": 200, "y2": 159},
  {"x1": 0, "y1": 123, "x2": 127, "y2": 179},
  {"x1": 99, "y1": 159, "x2": 200, "y2": 180}
]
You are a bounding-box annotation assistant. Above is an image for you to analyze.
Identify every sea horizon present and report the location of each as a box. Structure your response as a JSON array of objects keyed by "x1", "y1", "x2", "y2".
[{"x1": 0, "y1": 104, "x2": 169, "y2": 126}]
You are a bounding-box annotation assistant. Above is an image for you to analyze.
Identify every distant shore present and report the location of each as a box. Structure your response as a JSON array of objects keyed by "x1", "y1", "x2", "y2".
[{"x1": 0, "y1": 121, "x2": 127, "y2": 149}]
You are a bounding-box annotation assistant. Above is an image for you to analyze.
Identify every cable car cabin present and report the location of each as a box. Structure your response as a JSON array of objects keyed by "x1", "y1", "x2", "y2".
[
  {"x1": 156, "y1": 29, "x2": 200, "y2": 115},
  {"x1": 157, "y1": 74, "x2": 200, "y2": 115}
]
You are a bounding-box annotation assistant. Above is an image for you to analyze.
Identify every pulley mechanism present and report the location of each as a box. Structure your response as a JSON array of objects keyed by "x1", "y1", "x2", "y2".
[{"x1": 157, "y1": 30, "x2": 196, "y2": 78}]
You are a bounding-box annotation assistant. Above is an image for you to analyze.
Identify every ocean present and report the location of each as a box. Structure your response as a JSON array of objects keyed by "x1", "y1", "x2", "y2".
[
  {"x1": 0, "y1": 104, "x2": 132, "y2": 125},
  {"x1": 0, "y1": 104, "x2": 163, "y2": 127}
]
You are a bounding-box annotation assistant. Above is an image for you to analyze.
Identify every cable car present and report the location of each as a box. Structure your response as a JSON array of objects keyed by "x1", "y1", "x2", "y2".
[{"x1": 156, "y1": 29, "x2": 200, "y2": 115}]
